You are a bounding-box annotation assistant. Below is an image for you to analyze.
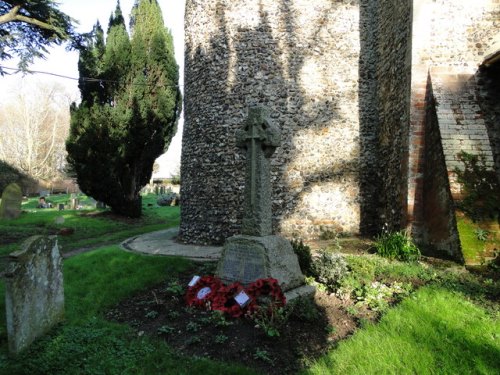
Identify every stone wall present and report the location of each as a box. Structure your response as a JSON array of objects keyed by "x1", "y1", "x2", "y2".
[
  {"x1": 180, "y1": 0, "x2": 413, "y2": 244},
  {"x1": 368, "y1": 0, "x2": 413, "y2": 232},
  {"x1": 181, "y1": 0, "x2": 361, "y2": 244}
]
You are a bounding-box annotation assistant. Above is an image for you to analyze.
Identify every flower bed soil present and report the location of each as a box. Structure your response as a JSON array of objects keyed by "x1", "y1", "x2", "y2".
[{"x1": 105, "y1": 264, "x2": 377, "y2": 374}]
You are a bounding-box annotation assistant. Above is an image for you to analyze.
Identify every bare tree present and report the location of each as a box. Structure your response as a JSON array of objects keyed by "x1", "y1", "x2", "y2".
[{"x1": 0, "y1": 79, "x2": 73, "y2": 181}]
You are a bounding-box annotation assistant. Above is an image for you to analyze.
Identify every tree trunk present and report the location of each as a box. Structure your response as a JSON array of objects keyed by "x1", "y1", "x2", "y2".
[{"x1": 111, "y1": 195, "x2": 142, "y2": 218}]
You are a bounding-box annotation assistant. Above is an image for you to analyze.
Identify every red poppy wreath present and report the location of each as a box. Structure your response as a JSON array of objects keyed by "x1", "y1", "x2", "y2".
[{"x1": 185, "y1": 275, "x2": 222, "y2": 308}]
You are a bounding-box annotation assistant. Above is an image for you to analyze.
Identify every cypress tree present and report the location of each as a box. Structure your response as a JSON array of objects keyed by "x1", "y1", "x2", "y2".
[{"x1": 66, "y1": 0, "x2": 181, "y2": 217}]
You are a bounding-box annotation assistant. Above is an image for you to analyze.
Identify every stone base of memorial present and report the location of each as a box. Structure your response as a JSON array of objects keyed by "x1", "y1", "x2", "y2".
[{"x1": 216, "y1": 235, "x2": 314, "y2": 297}]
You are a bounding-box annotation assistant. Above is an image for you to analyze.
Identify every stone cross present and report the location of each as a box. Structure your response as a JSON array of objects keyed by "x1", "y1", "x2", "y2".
[{"x1": 236, "y1": 106, "x2": 281, "y2": 236}]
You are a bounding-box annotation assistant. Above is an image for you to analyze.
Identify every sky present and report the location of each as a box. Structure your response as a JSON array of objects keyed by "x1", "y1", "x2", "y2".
[{"x1": 0, "y1": 0, "x2": 186, "y2": 178}]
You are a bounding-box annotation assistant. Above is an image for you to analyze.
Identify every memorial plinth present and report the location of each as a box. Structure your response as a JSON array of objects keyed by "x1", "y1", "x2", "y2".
[{"x1": 216, "y1": 106, "x2": 311, "y2": 294}]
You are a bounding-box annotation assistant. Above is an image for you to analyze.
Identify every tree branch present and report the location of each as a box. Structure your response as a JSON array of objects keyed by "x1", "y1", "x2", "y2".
[
  {"x1": 0, "y1": 4, "x2": 66, "y2": 38},
  {"x1": 0, "y1": 4, "x2": 21, "y2": 25}
]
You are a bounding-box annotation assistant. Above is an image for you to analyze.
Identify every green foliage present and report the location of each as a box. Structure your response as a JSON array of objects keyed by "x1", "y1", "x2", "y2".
[
  {"x1": 186, "y1": 322, "x2": 201, "y2": 333},
  {"x1": 355, "y1": 281, "x2": 411, "y2": 312},
  {"x1": 145, "y1": 310, "x2": 159, "y2": 319},
  {"x1": 157, "y1": 325, "x2": 175, "y2": 335},
  {"x1": 291, "y1": 238, "x2": 314, "y2": 276},
  {"x1": 0, "y1": 0, "x2": 79, "y2": 74},
  {"x1": 210, "y1": 311, "x2": 233, "y2": 327},
  {"x1": 474, "y1": 228, "x2": 490, "y2": 241},
  {"x1": 67, "y1": 0, "x2": 181, "y2": 218},
  {"x1": 0, "y1": 318, "x2": 255, "y2": 375},
  {"x1": 287, "y1": 297, "x2": 320, "y2": 322},
  {"x1": 374, "y1": 230, "x2": 420, "y2": 262},
  {"x1": 250, "y1": 304, "x2": 290, "y2": 337},
  {"x1": 454, "y1": 151, "x2": 499, "y2": 221},
  {"x1": 253, "y1": 348, "x2": 273, "y2": 364},
  {"x1": 214, "y1": 334, "x2": 229, "y2": 344},
  {"x1": 312, "y1": 250, "x2": 349, "y2": 291},
  {"x1": 165, "y1": 280, "x2": 184, "y2": 296}
]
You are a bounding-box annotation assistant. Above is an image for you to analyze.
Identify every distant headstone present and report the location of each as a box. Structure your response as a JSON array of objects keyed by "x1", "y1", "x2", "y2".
[
  {"x1": 38, "y1": 190, "x2": 49, "y2": 197},
  {"x1": 96, "y1": 201, "x2": 106, "y2": 209},
  {"x1": 0, "y1": 183, "x2": 22, "y2": 220},
  {"x1": 70, "y1": 198, "x2": 79, "y2": 210},
  {"x1": 58, "y1": 204, "x2": 65, "y2": 211},
  {"x1": 216, "y1": 107, "x2": 306, "y2": 293},
  {"x1": 54, "y1": 216, "x2": 65, "y2": 225},
  {"x1": 4, "y1": 236, "x2": 64, "y2": 354},
  {"x1": 88, "y1": 198, "x2": 97, "y2": 208}
]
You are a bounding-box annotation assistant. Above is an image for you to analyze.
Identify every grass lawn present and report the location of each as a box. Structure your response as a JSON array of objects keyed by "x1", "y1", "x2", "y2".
[
  {"x1": 0, "y1": 200, "x2": 498, "y2": 374},
  {"x1": 306, "y1": 285, "x2": 499, "y2": 374},
  {"x1": 0, "y1": 194, "x2": 180, "y2": 258}
]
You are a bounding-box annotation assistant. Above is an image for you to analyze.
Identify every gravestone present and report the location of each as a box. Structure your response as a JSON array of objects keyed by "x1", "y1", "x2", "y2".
[
  {"x1": 88, "y1": 197, "x2": 97, "y2": 208},
  {"x1": 0, "y1": 183, "x2": 22, "y2": 220},
  {"x1": 54, "y1": 216, "x2": 65, "y2": 225},
  {"x1": 4, "y1": 236, "x2": 64, "y2": 354},
  {"x1": 70, "y1": 198, "x2": 79, "y2": 210},
  {"x1": 216, "y1": 107, "x2": 306, "y2": 292},
  {"x1": 39, "y1": 190, "x2": 49, "y2": 198}
]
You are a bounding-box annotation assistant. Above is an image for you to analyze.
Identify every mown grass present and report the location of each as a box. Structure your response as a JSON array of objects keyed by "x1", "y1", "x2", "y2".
[
  {"x1": 305, "y1": 285, "x2": 500, "y2": 374},
  {"x1": 0, "y1": 194, "x2": 180, "y2": 258}
]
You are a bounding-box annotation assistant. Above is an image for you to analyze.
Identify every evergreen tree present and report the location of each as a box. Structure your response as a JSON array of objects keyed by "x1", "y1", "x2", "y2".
[{"x1": 66, "y1": 0, "x2": 181, "y2": 217}]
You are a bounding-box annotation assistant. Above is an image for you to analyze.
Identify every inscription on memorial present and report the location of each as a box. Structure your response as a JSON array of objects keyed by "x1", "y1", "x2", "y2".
[{"x1": 218, "y1": 242, "x2": 268, "y2": 285}]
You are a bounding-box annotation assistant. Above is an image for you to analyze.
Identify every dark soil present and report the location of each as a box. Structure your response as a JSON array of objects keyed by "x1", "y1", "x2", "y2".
[{"x1": 106, "y1": 263, "x2": 378, "y2": 375}]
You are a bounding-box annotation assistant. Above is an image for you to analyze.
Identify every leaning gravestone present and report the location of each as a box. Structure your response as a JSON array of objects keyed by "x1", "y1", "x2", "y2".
[
  {"x1": 4, "y1": 236, "x2": 64, "y2": 354},
  {"x1": 0, "y1": 183, "x2": 22, "y2": 220},
  {"x1": 216, "y1": 107, "x2": 306, "y2": 292}
]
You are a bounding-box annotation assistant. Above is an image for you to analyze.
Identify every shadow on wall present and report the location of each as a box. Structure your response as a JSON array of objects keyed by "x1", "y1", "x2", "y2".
[
  {"x1": 180, "y1": 0, "x2": 411, "y2": 244},
  {"x1": 358, "y1": 0, "x2": 413, "y2": 235}
]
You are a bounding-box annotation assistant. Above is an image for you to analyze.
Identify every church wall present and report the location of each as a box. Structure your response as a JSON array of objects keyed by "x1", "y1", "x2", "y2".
[{"x1": 180, "y1": 0, "x2": 413, "y2": 244}]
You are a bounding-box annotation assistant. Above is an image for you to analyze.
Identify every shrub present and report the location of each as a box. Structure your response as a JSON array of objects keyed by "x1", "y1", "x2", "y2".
[
  {"x1": 454, "y1": 151, "x2": 499, "y2": 221},
  {"x1": 287, "y1": 296, "x2": 320, "y2": 322},
  {"x1": 312, "y1": 250, "x2": 349, "y2": 291},
  {"x1": 291, "y1": 238, "x2": 314, "y2": 276},
  {"x1": 374, "y1": 230, "x2": 420, "y2": 262}
]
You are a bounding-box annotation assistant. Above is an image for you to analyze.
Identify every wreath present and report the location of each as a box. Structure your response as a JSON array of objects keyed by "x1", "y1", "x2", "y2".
[
  {"x1": 245, "y1": 278, "x2": 286, "y2": 314},
  {"x1": 211, "y1": 281, "x2": 246, "y2": 318},
  {"x1": 185, "y1": 276, "x2": 286, "y2": 317},
  {"x1": 185, "y1": 275, "x2": 222, "y2": 308}
]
